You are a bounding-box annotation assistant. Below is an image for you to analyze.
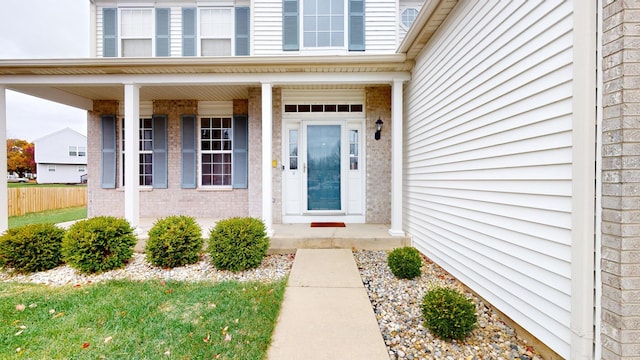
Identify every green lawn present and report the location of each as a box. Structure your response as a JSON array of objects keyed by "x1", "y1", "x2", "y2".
[
  {"x1": 8, "y1": 206, "x2": 87, "y2": 229},
  {"x1": 0, "y1": 279, "x2": 286, "y2": 359}
]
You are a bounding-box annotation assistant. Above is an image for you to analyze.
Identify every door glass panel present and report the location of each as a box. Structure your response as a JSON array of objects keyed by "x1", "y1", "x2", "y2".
[
  {"x1": 289, "y1": 129, "x2": 298, "y2": 170},
  {"x1": 349, "y1": 129, "x2": 358, "y2": 170},
  {"x1": 307, "y1": 125, "x2": 341, "y2": 210}
]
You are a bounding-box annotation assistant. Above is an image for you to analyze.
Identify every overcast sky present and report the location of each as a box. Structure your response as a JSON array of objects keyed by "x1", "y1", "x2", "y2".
[{"x1": 0, "y1": 0, "x2": 90, "y2": 141}]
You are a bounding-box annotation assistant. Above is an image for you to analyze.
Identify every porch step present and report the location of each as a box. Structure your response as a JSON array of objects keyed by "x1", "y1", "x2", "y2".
[
  {"x1": 130, "y1": 222, "x2": 408, "y2": 253},
  {"x1": 269, "y1": 224, "x2": 410, "y2": 253}
]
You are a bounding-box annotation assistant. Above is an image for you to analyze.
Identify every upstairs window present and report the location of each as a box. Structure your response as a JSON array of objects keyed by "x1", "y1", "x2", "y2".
[
  {"x1": 283, "y1": 0, "x2": 364, "y2": 52},
  {"x1": 69, "y1": 146, "x2": 86, "y2": 157},
  {"x1": 200, "y1": 8, "x2": 233, "y2": 56},
  {"x1": 303, "y1": 0, "x2": 344, "y2": 48},
  {"x1": 401, "y1": 8, "x2": 418, "y2": 29},
  {"x1": 120, "y1": 9, "x2": 153, "y2": 57}
]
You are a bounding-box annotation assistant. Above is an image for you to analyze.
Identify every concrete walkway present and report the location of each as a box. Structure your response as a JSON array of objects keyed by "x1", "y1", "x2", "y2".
[{"x1": 267, "y1": 249, "x2": 388, "y2": 360}]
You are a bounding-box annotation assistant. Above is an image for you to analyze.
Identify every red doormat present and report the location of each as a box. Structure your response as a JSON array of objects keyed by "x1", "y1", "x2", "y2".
[{"x1": 310, "y1": 222, "x2": 346, "y2": 228}]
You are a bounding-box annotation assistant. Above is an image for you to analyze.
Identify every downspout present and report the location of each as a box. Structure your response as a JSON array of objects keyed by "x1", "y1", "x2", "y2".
[
  {"x1": 570, "y1": 0, "x2": 597, "y2": 358},
  {"x1": 594, "y1": 0, "x2": 603, "y2": 358}
]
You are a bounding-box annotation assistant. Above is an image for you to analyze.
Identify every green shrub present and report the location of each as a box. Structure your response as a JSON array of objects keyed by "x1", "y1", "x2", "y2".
[
  {"x1": 145, "y1": 215, "x2": 203, "y2": 268},
  {"x1": 62, "y1": 216, "x2": 137, "y2": 274},
  {"x1": 421, "y1": 286, "x2": 477, "y2": 341},
  {"x1": 0, "y1": 223, "x2": 65, "y2": 273},
  {"x1": 387, "y1": 246, "x2": 422, "y2": 279},
  {"x1": 208, "y1": 217, "x2": 269, "y2": 272}
]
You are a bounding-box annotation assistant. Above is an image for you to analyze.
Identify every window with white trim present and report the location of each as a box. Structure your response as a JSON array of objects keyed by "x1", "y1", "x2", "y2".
[
  {"x1": 69, "y1": 145, "x2": 86, "y2": 157},
  {"x1": 121, "y1": 118, "x2": 153, "y2": 186},
  {"x1": 78, "y1": 165, "x2": 86, "y2": 173},
  {"x1": 401, "y1": 8, "x2": 418, "y2": 29},
  {"x1": 200, "y1": 117, "x2": 233, "y2": 186},
  {"x1": 303, "y1": 0, "x2": 345, "y2": 48},
  {"x1": 200, "y1": 8, "x2": 233, "y2": 56},
  {"x1": 120, "y1": 8, "x2": 153, "y2": 57},
  {"x1": 48, "y1": 165, "x2": 56, "y2": 172}
]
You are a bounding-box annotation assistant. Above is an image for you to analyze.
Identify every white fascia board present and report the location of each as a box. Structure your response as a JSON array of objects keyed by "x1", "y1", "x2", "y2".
[
  {"x1": 2, "y1": 72, "x2": 411, "y2": 87},
  {"x1": 9, "y1": 87, "x2": 93, "y2": 110}
]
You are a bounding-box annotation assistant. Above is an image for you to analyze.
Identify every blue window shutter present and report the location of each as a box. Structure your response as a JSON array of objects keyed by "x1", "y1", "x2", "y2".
[
  {"x1": 181, "y1": 115, "x2": 197, "y2": 188},
  {"x1": 156, "y1": 8, "x2": 170, "y2": 57},
  {"x1": 101, "y1": 115, "x2": 117, "y2": 188},
  {"x1": 103, "y1": 8, "x2": 117, "y2": 57},
  {"x1": 232, "y1": 115, "x2": 248, "y2": 189},
  {"x1": 152, "y1": 115, "x2": 168, "y2": 188},
  {"x1": 349, "y1": 0, "x2": 365, "y2": 51},
  {"x1": 182, "y1": 8, "x2": 196, "y2": 56},
  {"x1": 235, "y1": 7, "x2": 250, "y2": 56},
  {"x1": 282, "y1": 0, "x2": 299, "y2": 51}
]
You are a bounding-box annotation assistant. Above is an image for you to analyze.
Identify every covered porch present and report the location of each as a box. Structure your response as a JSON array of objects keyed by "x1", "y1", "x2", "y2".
[{"x1": 0, "y1": 56, "x2": 411, "y2": 237}]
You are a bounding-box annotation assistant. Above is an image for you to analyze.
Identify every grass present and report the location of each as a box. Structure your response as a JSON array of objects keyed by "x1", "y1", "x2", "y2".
[
  {"x1": 8, "y1": 206, "x2": 87, "y2": 229},
  {"x1": 0, "y1": 279, "x2": 286, "y2": 359}
]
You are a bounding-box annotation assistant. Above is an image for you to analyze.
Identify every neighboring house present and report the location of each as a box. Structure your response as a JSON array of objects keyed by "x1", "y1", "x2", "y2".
[
  {"x1": 34, "y1": 128, "x2": 87, "y2": 184},
  {"x1": 0, "y1": 1, "x2": 637, "y2": 359}
]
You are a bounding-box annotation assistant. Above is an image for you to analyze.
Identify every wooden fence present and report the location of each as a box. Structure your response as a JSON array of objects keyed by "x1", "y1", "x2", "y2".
[{"x1": 8, "y1": 187, "x2": 87, "y2": 216}]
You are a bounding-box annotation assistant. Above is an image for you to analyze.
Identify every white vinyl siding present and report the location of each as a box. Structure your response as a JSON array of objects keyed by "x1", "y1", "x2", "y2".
[
  {"x1": 253, "y1": 0, "x2": 398, "y2": 55},
  {"x1": 253, "y1": 0, "x2": 285, "y2": 55},
  {"x1": 365, "y1": 0, "x2": 396, "y2": 53},
  {"x1": 404, "y1": 1, "x2": 573, "y2": 358},
  {"x1": 97, "y1": 6, "x2": 105, "y2": 57},
  {"x1": 170, "y1": 7, "x2": 183, "y2": 57}
]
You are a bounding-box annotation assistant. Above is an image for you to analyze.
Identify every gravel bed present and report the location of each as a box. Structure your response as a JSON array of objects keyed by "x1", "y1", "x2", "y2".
[
  {"x1": 0, "y1": 253, "x2": 294, "y2": 286},
  {"x1": 354, "y1": 250, "x2": 542, "y2": 360}
]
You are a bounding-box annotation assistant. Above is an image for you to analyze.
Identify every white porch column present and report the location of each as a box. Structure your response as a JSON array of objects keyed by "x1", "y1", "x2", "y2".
[
  {"x1": 0, "y1": 87, "x2": 8, "y2": 232},
  {"x1": 261, "y1": 82, "x2": 273, "y2": 234},
  {"x1": 123, "y1": 83, "x2": 140, "y2": 229},
  {"x1": 389, "y1": 79, "x2": 405, "y2": 236}
]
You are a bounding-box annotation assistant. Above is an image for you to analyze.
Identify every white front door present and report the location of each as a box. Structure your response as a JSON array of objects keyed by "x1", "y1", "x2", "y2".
[{"x1": 282, "y1": 119, "x2": 364, "y2": 223}]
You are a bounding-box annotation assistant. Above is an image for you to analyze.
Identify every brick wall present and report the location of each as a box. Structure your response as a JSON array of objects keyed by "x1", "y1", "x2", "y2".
[
  {"x1": 602, "y1": 1, "x2": 640, "y2": 358},
  {"x1": 88, "y1": 99, "x2": 249, "y2": 219},
  {"x1": 366, "y1": 86, "x2": 392, "y2": 223},
  {"x1": 87, "y1": 100, "x2": 122, "y2": 217}
]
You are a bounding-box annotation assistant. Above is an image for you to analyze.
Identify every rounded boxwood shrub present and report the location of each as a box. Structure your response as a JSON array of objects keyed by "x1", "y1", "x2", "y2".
[
  {"x1": 0, "y1": 223, "x2": 65, "y2": 273},
  {"x1": 387, "y1": 246, "x2": 422, "y2": 279},
  {"x1": 422, "y1": 286, "x2": 477, "y2": 341},
  {"x1": 145, "y1": 215, "x2": 203, "y2": 268},
  {"x1": 208, "y1": 217, "x2": 269, "y2": 272},
  {"x1": 62, "y1": 216, "x2": 137, "y2": 274}
]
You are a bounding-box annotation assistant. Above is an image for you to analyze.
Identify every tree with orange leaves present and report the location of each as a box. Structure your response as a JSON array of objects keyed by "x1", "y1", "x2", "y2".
[{"x1": 7, "y1": 139, "x2": 35, "y2": 177}]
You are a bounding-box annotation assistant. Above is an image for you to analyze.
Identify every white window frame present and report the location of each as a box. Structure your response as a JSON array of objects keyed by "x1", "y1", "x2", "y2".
[
  {"x1": 48, "y1": 165, "x2": 56, "y2": 172},
  {"x1": 301, "y1": 0, "x2": 348, "y2": 51},
  {"x1": 78, "y1": 165, "x2": 86, "y2": 173},
  {"x1": 120, "y1": 118, "x2": 154, "y2": 187},
  {"x1": 400, "y1": 8, "x2": 418, "y2": 30},
  {"x1": 78, "y1": 146, "x2": 86, "y2": 157},
  {"x1": 118, "y1": 8, "x2": 154, "y2": 57},
  {"x1": 69, "y1": 145, "x2": 78, "y2": 157},
  {"x1": 198, "y1": 7, "x2": 234, "y2": 56},
  {"x1": 199, "y1": 116, "x2": 234, "y2": 188}
]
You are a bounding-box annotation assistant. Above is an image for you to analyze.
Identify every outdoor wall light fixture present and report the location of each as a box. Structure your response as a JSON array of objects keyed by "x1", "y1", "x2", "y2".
[{"x1": 375, "y1": 118, "x2": 384, "y2": 140}]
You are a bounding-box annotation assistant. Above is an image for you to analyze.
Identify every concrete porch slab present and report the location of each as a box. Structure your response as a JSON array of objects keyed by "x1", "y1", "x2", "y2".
[{"x1": 57, "y1": 219, "x2": 409, "y2": 253}]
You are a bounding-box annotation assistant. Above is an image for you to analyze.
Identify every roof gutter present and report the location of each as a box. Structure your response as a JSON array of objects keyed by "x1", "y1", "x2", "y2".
[{"x1": 397, "y1": 0, "x2": 458, "y2": 60}]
